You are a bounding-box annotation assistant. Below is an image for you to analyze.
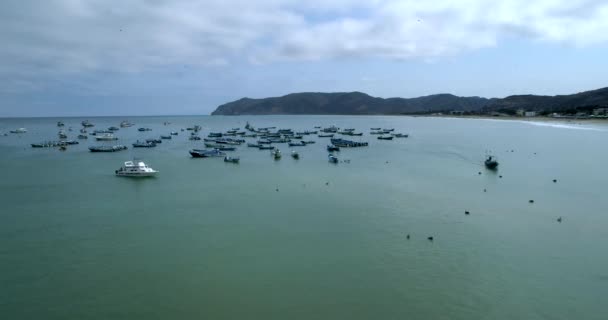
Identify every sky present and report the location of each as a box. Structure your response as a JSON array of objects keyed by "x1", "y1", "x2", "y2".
[{"x1": 1, "y1": 0, "x2": 608, "y2": 117}]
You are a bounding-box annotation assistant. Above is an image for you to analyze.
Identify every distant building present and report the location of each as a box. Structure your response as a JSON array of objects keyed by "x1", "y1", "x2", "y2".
[
  {"x1": 450, "y1": 110, "x2": 464, "y2": 115},
  {"x1": 524, "y1": 111, "x2": 536, "y2": 117},
  {"x1": 516, "y1": 109, "x2": 525, "y2": 116}
]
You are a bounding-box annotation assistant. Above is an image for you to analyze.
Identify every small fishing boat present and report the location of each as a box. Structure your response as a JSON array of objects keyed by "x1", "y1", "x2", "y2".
[
  {"x1": 189, "y1": 149, "x2": 225, "y2": 158},
  {"x1": 370, "y1": 127, "x2": 381, "y2": 130},
  {"x1": 10, "y1": 128, "x2": 27, "y2": 134},
  {"x1": 146, "y1": 138, "x2": 162, "y2": 144},
  {"x1": 288, "y1": 141, "x2": 306, "y2": 147},
  {"x1": 327, "y1": 145, "x2": 340, "y2": 152},
  {"x1": 160, "y1": 135, "x2": 172, "y2": 139},
  {"x1": 81, "y1": 120, "x2": 94, "y2": 127},
  {"x1": 328, "y1": 154, "x2": 339, "y2": 163},
  {"x1": 170, "y1": 131, "x2": 178, "y2": 135},
  {"x1": 484, "y1": 155, "x2": 499, "y2": 170},
  {"x1": 272, "y1": 149, "x2": 282, "y2": 159},
  {"x1": 302, "y1": 140, "x2": 316, "y2": 145},
  {"x1": 77, "y1": 134, "x2": 88, "y2": 139},
  {"x1": 206, "y1": 144, "x2": 236, "y2": 151},
  {"x1": 291, "y1": 151, "x2": 300, "y2": 159},
  {"x1": 115, "y1": 160, "x2": 158, "y2": 177},
  {"x1": 258, "y1": 145, "x2": 275, "y2": 150},
  {"x1": 377, "y1": 136, "x2": 394, "y2": 140},
  {"x1": 224, "y1": 156, "x2": 240, "y2": 163},
  {"x1": 383, "y1": 128, "x2": 395, "y2": 132},
  {"x1": 108, "y1": 126, "x2": 120, "y2": 131},
  {"x1": 392, "y1": 133, "x2": 409, "y2": 138},
  {"x1": 133, "y1": 140, "x2": 156, "y2": 148},
  {"x1": 208, "y1": 132, "x2": 223, "y2": 137},
  {"x1": 58, "y1": 130, "x2": 68, "y2": 139},
  {"x1": 120, "y1": 120, "x2": 134, "y2": 128},
  {"x1": 80, "y1": 128, "x2": 87, "y2": 133},
  {"x1": 318, "y1": 133, "x2": 334, "y2": 138},
  {"x1": 96, "y1": 133, "x2": 118, "y2": 141},
  {"x1": 189, "y1": 135, "x2": 201, "y2": 140},
  {"x1": 89, "y1": 145, "x2": 128, "y2": 152},
  {"x1": 57, "y1": 121, "x2": 65, "y2": 127},
  {"x1": 330, "y1": 138, "x2": 368, "y2": 148},
  {"x1": 248, "y1": 143, "x2": 261, "y2": 148},
  {"x1": 138, "y1": 127, "x2": 152, "y2": 132}
]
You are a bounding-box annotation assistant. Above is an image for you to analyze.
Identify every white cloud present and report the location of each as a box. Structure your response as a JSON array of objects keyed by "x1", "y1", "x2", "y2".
[{"x1": 1, "y1": 0, "x2": 608, "y2": 86}]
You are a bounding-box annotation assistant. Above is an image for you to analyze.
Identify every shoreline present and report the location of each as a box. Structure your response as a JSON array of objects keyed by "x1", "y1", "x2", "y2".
[{"x1": 413, "y1": 114, "x2": 608, "y2": 125}]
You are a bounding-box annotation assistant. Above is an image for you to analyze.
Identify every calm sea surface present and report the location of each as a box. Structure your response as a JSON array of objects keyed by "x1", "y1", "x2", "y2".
[{"x1": 1, "y1": 115, "x2": 607, "y2": 319}]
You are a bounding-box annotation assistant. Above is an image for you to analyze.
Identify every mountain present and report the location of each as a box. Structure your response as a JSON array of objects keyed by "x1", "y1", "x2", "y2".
[{"x1": 211, "y1": 88, "x2": 608, "y2": 115}]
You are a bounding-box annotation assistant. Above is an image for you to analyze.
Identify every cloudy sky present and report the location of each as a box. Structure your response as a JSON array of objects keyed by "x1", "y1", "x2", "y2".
[{"x1": 2, "y1": 0, "x2": 608, "y2": 116}]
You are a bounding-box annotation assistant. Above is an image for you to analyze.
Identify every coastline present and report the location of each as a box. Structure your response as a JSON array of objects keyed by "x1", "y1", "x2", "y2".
[{"x1": 413, "y1": 114, "x2": 608, "y2": 125}]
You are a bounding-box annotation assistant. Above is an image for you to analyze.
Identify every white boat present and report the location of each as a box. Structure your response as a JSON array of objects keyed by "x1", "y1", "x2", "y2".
[
  {"x1": 10, "y1": 128, "x2": 27, "y2": 133},
  {"x1": 95, "y1": 133, "x2": 118, "y2": 141},
  {"x1": 115, "y1": 160, "x2": 158, "y2": 177},
  {"x1": 58, "y1": 130, "x2": 67, "y2": 139}
]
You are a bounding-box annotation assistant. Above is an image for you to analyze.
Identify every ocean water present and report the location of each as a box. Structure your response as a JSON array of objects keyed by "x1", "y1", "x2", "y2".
[{"x1": 1, "y1": 115, "x2": 607, "y2": 319}]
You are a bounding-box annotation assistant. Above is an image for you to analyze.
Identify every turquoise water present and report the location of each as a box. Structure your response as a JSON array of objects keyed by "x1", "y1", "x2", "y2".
[{"x1": 1, "y1": 115, "x2": 608, "y2": 319}]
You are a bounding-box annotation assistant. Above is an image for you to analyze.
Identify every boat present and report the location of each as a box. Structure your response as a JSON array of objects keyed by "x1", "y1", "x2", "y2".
[
  {"x1": 330, "y1": 138, "x2": 368, "y2": 148},
  {"x1": 115, "y1": 160, "x2": 158, "y2": 177},
  {"x1": 318, "y1": 133, "x2": 334, "y2": 138},
  {"x1": 288, "y1": 141, "x2": 306, "y2": 147},
  {"x1": 160, "y1": 135, "x2": 172, "y2": 139},
  {"x1": 208, "y1": 132, "x2": 223, "y2": 137},
  {"x1": 321, "y1": 125, "x2": 339, "y2": 133},
  {"x1": 393, "y1": 133, "x2": 409, "y2": 138},
  {"x1": 10, "y1": 128, "x2": 27, "y2": 134},
  {"x1": 189, "y1": 149, "x2": 226, "y2": 158},
  {"x1": 258, "y1": 145, "x2": 275, "y2": 150},
  {"x1": 328, "y1": 154, "x2": 339, "y2": 163},
  {"x1": 258, "y1": 139, "x2": 272, "y2": 144},
  {"x1": 271, "y1": 149, "x2": 282, "y2": 159},
  {"x1": 327, "y1": 145, "x2": 340, "y2": 152},
  {"x1": 96, "y1": 133, "x2": 118, "y2": 141},
  {"x1": 57, "y1": 121, "x2": 65, "y2": 127},
  {"x1": 291, "y1": 151, "x2": 300, "y2": 159},
  {"x1": 370, "y1": 127, "x2": 381, "y2": 130},
  {"x1": 58, "y1": 130, "x2": 68, "y2": 139},
  {"x1": 80, "y1": 128, "x2": 87, "y2": 133},
  {"x1": 269, "y1": 138, "x2": 291, "y2": 143},
  {"x1": 120, "y1": 120, "x2": 134, "y2": 128},
  {"x1": 189, "y1": 135, "x2": 201, "y2": 141},
  {"x1": 224, "y1": 156, "x2": 240, "y2": 163},
  {"x1": 62, "y1": 140, "x2": 79, "y2": 145},
  {"x1": 369, "y1": 131, "x2": 382, "y2": 135},
  {"x1": 32, "y1": 141, "x2": 66, "y2": 148},
  {"x1": 485, "y1": 155, "x2": 499, "y2": 170},
  {"x1": 89, "y1": 145, "x2": 128, "y2": 152},
  {"x1": 292, "y1": 135, "x2": 303, "y2": 139},
  {"x1": 77, "y1": 134, "x2": 88, "y2": 139},
  {"x1": 132, "y1": 140, "x2": 156, "y2": 148},
  {"x1": 205, "y1": 144, "x2": 236, "y2": 151},
  {"x1": 302, "y1": 140, "x2": 316, "y2": 145},
  {"x1": 108, "y1": 126, "x2": 120, "y2": 131},
  {"x1": 170, "y1": 131, "x2": 178, "y2": 135},
  {"x1": 146, "y1": 138, "x2": 162, "y2": 144},
  {"x1": 377, "y1": 136, "x2": 394, "y2": 140},
  {"x1": 138, "y1": 127, "x2": 152, "y2": 132},
  {"x1": 248, "y1": 143, "x2": 261, "y2": 148},
  {"x1": 383, "y1": 128, "x2": 395, "y2": 132},
  {"x1": 81, "y1": 120, "x2": 94, "y2": 127}
]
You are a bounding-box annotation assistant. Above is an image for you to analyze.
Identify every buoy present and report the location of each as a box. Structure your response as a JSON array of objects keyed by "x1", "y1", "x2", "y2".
[
  {"x1": 465, "y1": 211, "x2": 470, "y2": 215},
  {"x1": 553, "y1": 179, "x2": 557, "y2": 183},
  {"x1": 325, "y1": 182, "x2": 329, "y2": 186},
  {"x1": 557, "y1": 217, "x2": 562, "y2": 223},
  {"x1": 529, "y1": 200, "x2": 534, "y2": 203},
  {"x1": 499, "y1": 175, "x2": 502, "y2": 178},
  {"x1": 478, "y1": 172, "x2": 482, "y2": 175},
  {"x1": 276, "y1": 188, "x2": 279, "y2": 192},
  {"x1": 483, "y1": 189, "x2": 487, "y2": 192},
  {"x1": 427, "y1": 236, "x2": 434, "y2": 241},
  {"x1": 406, "y1": 234, "x2": 410, "y2": 239}
]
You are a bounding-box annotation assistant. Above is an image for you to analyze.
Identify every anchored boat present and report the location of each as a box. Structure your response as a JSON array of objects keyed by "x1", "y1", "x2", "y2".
[{"x1": 115, "y1": 160, "x2": 158, "y2": 177}]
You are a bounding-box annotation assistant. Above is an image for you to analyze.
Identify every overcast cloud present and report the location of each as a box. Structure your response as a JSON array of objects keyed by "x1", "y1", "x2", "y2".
[{"x1": 1, "y1": 0, "x2": 608, "y2": 115}]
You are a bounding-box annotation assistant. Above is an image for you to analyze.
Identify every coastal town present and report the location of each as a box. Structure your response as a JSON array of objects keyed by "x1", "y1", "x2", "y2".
[{"x1": 446, "y1": 106, "x2": 608, "y2": 119}]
